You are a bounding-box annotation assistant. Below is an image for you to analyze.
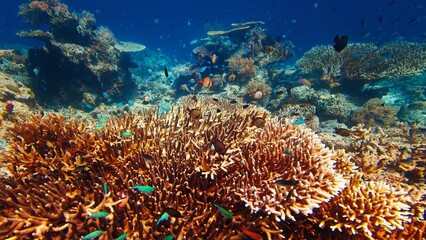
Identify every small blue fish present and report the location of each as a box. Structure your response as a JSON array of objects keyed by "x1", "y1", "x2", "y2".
[
  {"x1": 115, "y1": 233, "x2": 127, "y2": 240},
  {"x1": 98, "y1": 117, "x2": 108, "y2": 123},
  {"x1": 89, "y1": 211, "x2": 109, "y2": 218},
  {"x1": 292, "y1": 119, "x2": 305, "y2": 125},
  {"x1": 121, "y1": 131, "x2": 133, "y2": 138},
  {"x1": 284, "y1": 149, "x2": 294, "y2": 156},
  {"x1": 94, "y1": 125, "x2": 105, "y2": 130},
  {"x1": 133, "y1": 185, "x2": 155, "y2": 193},
  {"x1": 236, "y1": 66, "x2": 243, "y2": 71},
  {"x1": 157, "y1": 109, "x2": 165, "y2": 115},
  {"x1": 103, "y1": 183, "x2": 108, "y2": 195},
  {"x1": 82, "y1": 230, "x2": 103, "y2": 240},
  {"x1": 127, "y1": 100, "x2": 134, "y2": 106},
  {"x1": 116, "y1": 102, "x2": 124, "y2": 108},
  {"x1": 156, "y1": 212, "x2": 170, "y2": 225},
  {"x1": 199, "y1": 66, "x2": 208, "y2": 72},
  {"x1": 159, "y1": 103, "x2": 172, "y2": 111}
]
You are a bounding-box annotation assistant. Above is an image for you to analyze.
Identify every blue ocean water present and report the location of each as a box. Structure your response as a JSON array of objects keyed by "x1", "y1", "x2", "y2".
[{"x1": 1, "y1": 0, "x2": 425, "y2": 61}]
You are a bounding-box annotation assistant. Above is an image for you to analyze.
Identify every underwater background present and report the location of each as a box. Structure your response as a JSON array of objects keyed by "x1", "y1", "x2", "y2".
[{"x1": 0, "y1": 0, "x2": 425, "y2": 239}]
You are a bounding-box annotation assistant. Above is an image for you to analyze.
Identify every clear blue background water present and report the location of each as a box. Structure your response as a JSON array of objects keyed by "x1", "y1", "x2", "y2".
[{"x1": 1, "y1": 0, "x2": 424, "y2": 62}]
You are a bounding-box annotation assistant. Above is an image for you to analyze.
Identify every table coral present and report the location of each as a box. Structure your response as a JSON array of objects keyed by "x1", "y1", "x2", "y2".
[
  {"x1": 0, "y1": 96, "x2": 423, "y2": 239},
  {"x1": 350, "y1": 98, "x2": 399, "y2": 127}
]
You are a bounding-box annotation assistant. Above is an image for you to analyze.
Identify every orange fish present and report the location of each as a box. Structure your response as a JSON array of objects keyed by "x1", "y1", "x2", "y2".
[
  {"x1": 297, "y1": 78, "x2": 312, "y2": 87},
  {"x1": 198, "y1": 77, "x2": 212, "y2": 88},
  {"x1": 210, "y1": 53, "x2": 217, "y2": 64},
  {"x1": 240, "y1": 227, "x2": 263, "y2": 240}
]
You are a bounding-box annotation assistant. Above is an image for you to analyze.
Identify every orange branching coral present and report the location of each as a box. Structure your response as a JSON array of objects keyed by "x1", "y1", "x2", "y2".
[
  {"x1": 227, "y1": 57, "x2": 257, "y2": 79},
  {"x1": 0, "y1": 96, "x2": 424, "y2": 239},
  {"x1": 314, "y1": 173, "x2": 415, "y2": 240},
  {"x1": 350, "y1": 98, "x2": 399, "y2": 127}
]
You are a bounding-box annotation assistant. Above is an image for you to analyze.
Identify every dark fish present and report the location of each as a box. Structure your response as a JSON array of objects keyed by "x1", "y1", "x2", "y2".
[
  {"x1": 142, "y1": 153, "x2": 155, "y2": 164},
  {"x1": 388, "y1": 0, "x2": 397, "y2": 5},
  {"x1": 229, "y1": 99, "x2": 237, "y2": 104},
  {"x1": 164, "y1": 66, "x2": 169, "y2": 77},
  {"x1": 212, "y1": 137, "x2": 227, "y2": 155},
  {"x1": 286, "y1": 186, "x2": 296, "y2": 201},
  {"x1": 408, "y1": 17, "x2": 422, "y2": 24},
  {"x1": 252, "y1": 117, "x2": 266, "y2": 128},
  {"x1": 192, "y1": 95, "x2": 198, "y2": 102},
  {"x1": 275, "y1": 179, "x2": 299, "y2": 187},
  {"x1": 242, "y1": 104, "x2": 250, "y2": 109},
  {"x1": 216, "y1": 109, "x2": 222, "y2": 113},
  {"x1": 188, "y1": 108, "x2": 202, "y2": 119},
  {"x1": 361, "y1": 17, "x2": 366, "y2": 27},
  {"x1": 378, "y1": 14, "x2": 384, "y2": 23},
  {"x1": 335, "y1": 128, "x2": 351, "y2": 137},
  {"x1": 333, "y1": 35, "x2": 349, "y2": 52},
  {"x1": 212, "y1": 98, "x2": 219, "y2": 102},
  {"x1": 164, "y1": 207, "x2": 182, "y2": 218}
]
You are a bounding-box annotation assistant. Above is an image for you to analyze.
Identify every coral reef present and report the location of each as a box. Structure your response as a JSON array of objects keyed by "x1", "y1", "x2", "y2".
[
  {"x1": 351, "y1": 98, "x2": 399, "y2": 127},
  {"x1": 0, "y1": 96, "x2": 423, "y2": 239},
  {"x1": 245, "y1": 79, "x2": 272, "y2": 105},
  {"x1": 18, "y1": 0, "x2": 140, "y2": 108},
  {"x1": 227, "y1": 57, "x2": 257, "y2": 80},
  {"x1": 296, "y1": 41, "x2": 426, "y2": 85},
  {"x1": 311, "y1": 90, "x2": 356, "y2": 120}
]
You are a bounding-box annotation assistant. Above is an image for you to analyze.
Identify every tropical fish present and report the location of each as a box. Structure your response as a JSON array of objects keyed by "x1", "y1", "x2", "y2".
[
  {"x1": 94, "y1": 125, "x2": 105, "y2": 130},
  {"x1": 157, "y1": 212, "x2": 170, "y2": 225},
  {"x1": 164, "y1": 206, "x2": 182, "y2": 218},
  {"x1": 188, "y1": 108, "x2": 202, "y2": 119},
  {"x1": 211, "y1": 137, "x2": 227, "y2": 155},
  {"x1": 214, "y1": 204, "x2": 233, "y2": 219},
  {"x1": 198, "y1": 77, "x2": 212, "y2": 88},
  {"x1": 116, "y1": 102, "x2": 124, "y2": 108},
  {"x1": 297, "y1": 78, "x2": 312, "y2": 87},
  {"x1": 164, "y1": 235, "x2": 174, "y2": 240},
  {"x1": 121, "y1": 131, "x2": 133, "y2": 138},
  {"x1": 103, "y1": 183, "x2": 108, "y2": 195},
  {"x1": 199, "y1": 66, "x2": 208, "y2": 72},
  {"x1": 98, "y1": 116, "x2": 108, "y2": 123},
  {"x1": 240, "y1": 227, "x2": 264, "y2": 240},
  {"x1": 229, "y1": 99, "x2": 237, "y2": 104},
  {"x1": 335, "y1": 128, "x2": 351, "y2": 137},
  {"x1": 159, "y1": 103, "x2": 172, "y2": 111},
  {"x1": 164, "y1": 66, "x2": 169, "y2": 77},
  {"x1": 333, "y1": 34, "x2": 349, "y2": 52},
  {"x1": 89, "y1": 211, "x2": 109, "y2": 218},
  {"x1": 286, "y1": 186, "x2": 296, "y2": 201},
  {"x1": 133, "y1": 185, "x2": 155, "y2": 193},
  {"x1": 292, "y1": 119, "x2": 305, "y2": 125},
  {"x1": 252, "y1": 117, "x2": 266, "y2": 128},
  {"x1": 82, "y1": 230, "x2": 103, "y2": 240},
  {"x1": 284, "y1": 149, "x2": 294, "y2": 156},
  {"x1": 116, "y1": 233, "x2": 127, "y2": 240},
  {"x1": 242, "y1": 104, "x2": 250, "y2": 109},
  {"x1": 142, "y1": 153, "x2": 156, "y2": 164},
  {"x1": 211, "y1": 53, "x2": 217, "y2": 64},
  {"x1": 275, "y1": 179, "x2": 299, "y2": 187}
]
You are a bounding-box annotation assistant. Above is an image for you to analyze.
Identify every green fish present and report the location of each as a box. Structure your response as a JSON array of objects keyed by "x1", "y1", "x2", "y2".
[
  {"x1": 82, "y1": 230, "x2": 103, "y2": 240},
  {"x1": 121, "y1": 131, "x2": 133, "y2": 138},
  {"x1": 156, "y1": 212, "x2": 170, "y2": 225},
  {"x1": 115, "y1": 233, "x2": 127, "y2": 240},
  {"x1": 291, "y1": 119, "x2": 305, "y2": 125},
  {"x1": 98, "y1": 117, "x2": 108, "y2": 123},
  {"x1": 103, "y1": 183, "x2": 108, "y2": 195},
  {"x1": 214, "y1": 204, "x2": 233, "y2": 219},
  {"x1": 164, "y1": 235, "x2": 174, "y2": 240},
  {"x1": 94, "y1": 125, "x2": 105, "y2": 130},
  {"x1": 284, "y1": 149, "x2": 294, "y2": 156},
  {"x1": 133, "y1": 185, "x2": 155, "y2": 193},
  {"x1": 89, "y1": 211, "x2": 109, "y2": 218}
]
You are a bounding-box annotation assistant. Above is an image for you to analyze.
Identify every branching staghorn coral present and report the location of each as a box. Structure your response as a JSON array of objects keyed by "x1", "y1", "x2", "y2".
[{"x1": 0, "y1": 97, "x2": 424, "y2": 239}]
